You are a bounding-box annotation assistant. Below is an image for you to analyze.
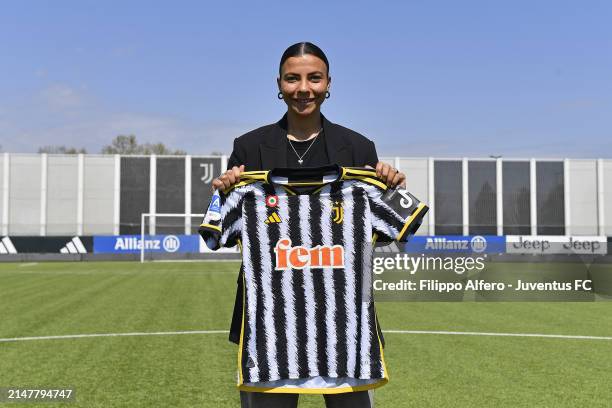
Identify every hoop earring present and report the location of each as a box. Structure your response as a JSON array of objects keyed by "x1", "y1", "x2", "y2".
[
  {"x1": 278, "y1": 91, "x2": 284, "y2": 99},
  {"x1": 325, "y1": 91, "x2": 331, "y2": 99}
]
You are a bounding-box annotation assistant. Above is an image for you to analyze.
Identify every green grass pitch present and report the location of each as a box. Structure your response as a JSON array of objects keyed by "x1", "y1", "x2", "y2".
[{"x1": 1, "y1": 261, "x2": 611, "y2": 407}]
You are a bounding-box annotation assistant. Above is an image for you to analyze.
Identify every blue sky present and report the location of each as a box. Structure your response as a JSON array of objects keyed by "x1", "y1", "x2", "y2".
[{"x1": 1, "y1": 1, "x2": 611, "y2": 157}]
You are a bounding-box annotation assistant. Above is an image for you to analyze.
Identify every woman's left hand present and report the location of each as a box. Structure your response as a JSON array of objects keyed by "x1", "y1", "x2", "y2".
[{"x1": 375, "y1": 161, "x2": 406, "y2": 188}]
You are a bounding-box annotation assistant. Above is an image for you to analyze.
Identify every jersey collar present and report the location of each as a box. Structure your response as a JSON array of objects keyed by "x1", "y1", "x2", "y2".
[{"x1": 267, "y1": 164, "x2": 342, "y2": 194}]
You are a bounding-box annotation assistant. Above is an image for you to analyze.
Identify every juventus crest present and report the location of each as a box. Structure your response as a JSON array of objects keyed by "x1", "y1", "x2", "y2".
[{"x1": 332, "y1": 201, "x2": 344, "y2": 224}]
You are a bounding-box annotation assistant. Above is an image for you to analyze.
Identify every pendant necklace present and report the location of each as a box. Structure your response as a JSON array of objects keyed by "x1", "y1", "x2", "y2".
[{"x1": 288, "y1": 128, "x2": 322, "y2": 165}]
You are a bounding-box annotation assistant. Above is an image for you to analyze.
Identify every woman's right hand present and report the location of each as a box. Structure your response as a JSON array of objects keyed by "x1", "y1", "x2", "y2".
[{"x1": 212, "y1": 165, "x2": 245, "y2": 191}]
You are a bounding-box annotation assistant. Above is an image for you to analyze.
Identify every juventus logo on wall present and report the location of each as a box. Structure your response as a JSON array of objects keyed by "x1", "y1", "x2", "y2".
[
  {"x1": 332, "y1": 201, "x2": 344, "y2": 224},
  {"x1": 200, "y1": 163, "x2": 214, "y2": 183}
]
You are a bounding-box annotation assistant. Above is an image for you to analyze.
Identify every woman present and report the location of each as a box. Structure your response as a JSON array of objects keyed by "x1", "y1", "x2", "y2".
[{"x1": 212, "y1": 42, "x2": 406, "y2": 408}]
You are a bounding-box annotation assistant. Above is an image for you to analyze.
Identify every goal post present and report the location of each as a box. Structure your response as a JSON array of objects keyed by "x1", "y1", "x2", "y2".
[{"x1": 140, "y1": 213, "x2": 204, "y2": 263}]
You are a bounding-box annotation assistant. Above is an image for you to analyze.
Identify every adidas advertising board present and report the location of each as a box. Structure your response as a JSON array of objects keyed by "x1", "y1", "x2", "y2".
[
  {"x1": 0, "y1": 234, "x2": 233, "y2": 255},
  {"x1": 59, "y1": 237, "x2": 88, "y2": 254},
  {"x1": 0, "y1": 237, "x2": 17, "y2": 254},
  {"x1": 0, "y1": 236, "x2": 93, "y2": 254},
  {"x1": 506, "y1": 236, "x2": 607, "y2": 255}
]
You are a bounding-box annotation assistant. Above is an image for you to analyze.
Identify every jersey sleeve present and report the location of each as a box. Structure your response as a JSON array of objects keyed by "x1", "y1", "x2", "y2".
[
  {"x1": 365, "y1": 185, "x2": 429, "y2": 242},
  {"x1": 198, "y1": 188, "x2": 244, "y2": 250}
]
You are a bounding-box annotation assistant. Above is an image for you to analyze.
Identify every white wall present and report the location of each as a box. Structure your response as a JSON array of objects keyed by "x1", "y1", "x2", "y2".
[
  {"x1": 568, "y1": 159, "x2": 598, "y2": 235},
  {"x1": 0, "y1": 154, "x2": 4, "y2": 234},
  {"x1": 46, "y1": 155, "x2": 79, "y2": 235},
  {"x1": 83, "y1": 155, "x2": 116, "y2": 235},
  {"x1": 603, "y1": 159, "x2": 612, "y2": 236},
  {"x1": 0, "y1": 154, "x2": 610, "y2": 237},
  {"x1": 9, "y1": 154, "x2": 41, "y2": 235}
]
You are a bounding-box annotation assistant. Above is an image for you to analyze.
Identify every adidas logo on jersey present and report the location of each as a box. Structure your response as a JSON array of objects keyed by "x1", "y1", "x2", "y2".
[
  {"x1": 274, "y1": 238, "x2": 344, "y2": 270},
  {"x1": 264, "y1": 212, "x2": 282, "y2": 224}
]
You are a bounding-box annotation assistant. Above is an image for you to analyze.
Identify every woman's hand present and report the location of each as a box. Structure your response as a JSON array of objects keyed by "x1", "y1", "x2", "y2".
[
  {"x1": 211, "y1": 165, "x2": 245, "y2": 191},
  {"x1": 375, "y1": 161, "x2": 406, "y2": 188}
]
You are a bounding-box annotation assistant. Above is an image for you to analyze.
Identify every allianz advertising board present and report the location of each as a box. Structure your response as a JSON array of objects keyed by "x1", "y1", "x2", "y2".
[
  {"x1": 506, "y1": 236, "x2": 607, "y2": 255},
  {"x1": 404, "y1": 235, "x2": 506, "y2": 254},
  {"x1": 94, "y1": 235, "x2": 200, "y2": 254}
]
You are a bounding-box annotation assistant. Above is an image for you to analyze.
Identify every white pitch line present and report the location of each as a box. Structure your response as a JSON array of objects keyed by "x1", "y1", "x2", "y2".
[
  {"x1": 0, "y1": 330, "x2": 227, "y2": 343},
  {"x1": 383, "y1": 330, "x2": 612, "y2": 341},
  {"x1": 1, "y1": 330, "x2": 612, "y2": 343}
]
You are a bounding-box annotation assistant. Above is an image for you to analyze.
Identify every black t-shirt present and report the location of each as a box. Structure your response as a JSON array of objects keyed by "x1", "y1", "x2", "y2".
[{"x1": 286, "y1": 131, "x2": 330, "y2": 168}]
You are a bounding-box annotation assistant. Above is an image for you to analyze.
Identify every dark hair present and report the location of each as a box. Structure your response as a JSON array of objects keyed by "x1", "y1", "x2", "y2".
[{"x1": 279, "y1": 42, "x2": 330, "y2": 76}]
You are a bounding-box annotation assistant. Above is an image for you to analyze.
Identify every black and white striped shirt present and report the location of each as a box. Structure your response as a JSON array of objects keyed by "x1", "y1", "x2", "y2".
[{"x1": 200, "y1": 165, "x2": 427, "y2": 393}]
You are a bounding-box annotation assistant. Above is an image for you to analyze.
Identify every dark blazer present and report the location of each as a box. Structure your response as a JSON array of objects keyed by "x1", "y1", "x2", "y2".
[
  {"x1": 227, "y1": 113, "x2": 379, "y2": 170},
  {"x1": 225, "y1": 113, "x2": 384, "y2": 346}
]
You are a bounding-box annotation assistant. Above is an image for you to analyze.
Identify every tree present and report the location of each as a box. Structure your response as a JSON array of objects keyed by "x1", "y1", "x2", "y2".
[
  {"x1": 101, "y1": 135, "x2": 186, "y2": 155},
  {"x1": 140, "y1": 142, "x2": 186, "y2": 155},
  {"x1": 38, "y1": 145, "x2": 87, "y2": 154},
  {"x1": 100, "y1": 134, "x2": 140, "y2": 154}
]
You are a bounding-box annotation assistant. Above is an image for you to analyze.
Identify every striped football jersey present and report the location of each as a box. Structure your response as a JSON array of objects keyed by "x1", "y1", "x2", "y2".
[{"x1": 199, "y1": 165, "x2": 428, "y2": 394}]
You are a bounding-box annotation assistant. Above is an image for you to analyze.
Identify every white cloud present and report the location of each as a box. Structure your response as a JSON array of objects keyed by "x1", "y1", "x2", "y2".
[
  {"x1": 0, "y1": 84, "x2": 254, "y2": 155},
  {"x1": 5, "y1": 84, "x2": 608, "y2": 158},
  {"x1": 38, "y1": 84, "x2": 84, "y2": 111}
]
